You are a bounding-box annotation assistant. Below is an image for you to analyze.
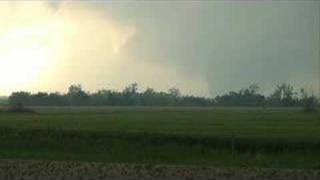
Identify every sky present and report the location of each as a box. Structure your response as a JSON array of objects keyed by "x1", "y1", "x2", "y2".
[{"x1": 0, "y1": 1, "x2": 319, "y2": 97}]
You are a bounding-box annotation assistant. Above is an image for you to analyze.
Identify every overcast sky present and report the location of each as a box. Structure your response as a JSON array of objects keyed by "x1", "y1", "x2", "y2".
[{"x1": 0, "y1": 1, "x2": 319, "y2": 97}]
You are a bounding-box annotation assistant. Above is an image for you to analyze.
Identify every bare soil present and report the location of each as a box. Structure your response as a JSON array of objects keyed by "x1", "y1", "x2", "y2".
[{"x1": 0, "y1": 160, "x2": 319, "y2": 180}]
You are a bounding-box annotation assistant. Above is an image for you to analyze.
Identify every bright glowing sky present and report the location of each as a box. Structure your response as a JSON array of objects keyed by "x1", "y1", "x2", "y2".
[{"x1": 0, "y1": 1, "x2": 319, "y2": 97}]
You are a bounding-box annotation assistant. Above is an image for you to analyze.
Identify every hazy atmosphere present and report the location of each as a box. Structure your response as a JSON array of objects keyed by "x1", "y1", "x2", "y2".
[
  {"x1": 1, "y1": 1, "x2": 320, "y2": 177},
  {"x1": 0, "y1": 1, "x2": 319, "y2": 97}
]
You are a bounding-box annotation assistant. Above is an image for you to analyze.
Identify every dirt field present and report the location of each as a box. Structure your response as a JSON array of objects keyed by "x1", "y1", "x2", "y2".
[{"x1": 0, "y1": 160, "x2": 319, "y2": 180}]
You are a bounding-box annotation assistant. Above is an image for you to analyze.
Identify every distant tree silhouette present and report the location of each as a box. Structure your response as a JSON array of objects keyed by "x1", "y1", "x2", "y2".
[
  {"x1": 267, "y1": 84, "x2": 297, "y2": 106},
  {"x1": 8, "y1": 91, "x2": 34, "y2": 113},
  {"x1": 7, "y1": 83, "x2": 319, "y2": 107},
  {"x1": 300, "y1": 88, "x2": 318, "y2": 112},
  {"x1": 9, "y1": 91, "x2": 31, "y2": 107},
  {"x1": 123, "y1": 83, "x2": 139, "y2": 105},
  {"x1": 168, "y1": 88, "x2": 181, "y2": 105},
  {"x1": 215, "y1": 84, "x2": 265, "y2": 106},
  {"x1": 67, "y1": 84, "x2": 90, "y2": 106}
]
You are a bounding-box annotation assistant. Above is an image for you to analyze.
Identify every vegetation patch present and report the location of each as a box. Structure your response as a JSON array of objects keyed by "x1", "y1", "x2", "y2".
[{"x1": 0, "y1": 107, "x2": 319, "y2": 168}]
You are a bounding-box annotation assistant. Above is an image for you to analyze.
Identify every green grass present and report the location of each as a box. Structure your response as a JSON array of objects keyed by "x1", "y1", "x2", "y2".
[{"x1": 0, "y1": 106, "x2": 319, "y2": 169}]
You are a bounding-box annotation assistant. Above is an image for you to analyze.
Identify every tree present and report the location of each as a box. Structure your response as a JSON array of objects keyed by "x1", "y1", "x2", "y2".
[
  {"x1": 123, "y1": 83, "x2": 138, "y2": 95},
  {"x1": 48, "y1": 92, "x2": 68, "y2": 106},
  {"x1": 268, "y1": 83, "x2": 297, "y2": 106},
  {"x1": 168, "y1": 88, "x2": 180, "y2": 98},
  {"x1": 122, "y1": 83, "x2": 139, "y2": 105},
  {"x1": 300, "y1": 89, "x2": 317, "y2": 112},
  {"x1": 9, "y1": 91, "x2": 31, "y2": 107},
  {"x1": 91, "y1": 89, "x2": 112, "y2": 105},
  {"x1": 215, "y1": 84, "x2": 264, "y2": 106},
  {"x1": 168, "y1": 88, "x2": 181, "y2": 105},
  {"x1": 8, "y1": 91, "x2": 34, "y2": 113},
  {"x1": 67, "y1": 84, "x2": 90, "y2": 105},
  {"x1": 32, "y1": 92, "x2": 49, "y2": 105},
  {"x1": 8, "y1": 82, "x2": 316, "y2": 108},
  {"x1": 141, "y1": 88, "x2": 156, "y2": 105}
]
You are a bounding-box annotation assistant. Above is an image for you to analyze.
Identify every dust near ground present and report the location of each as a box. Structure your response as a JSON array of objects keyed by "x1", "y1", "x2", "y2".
[{"x1": 0, "y1": 160, "x2": 319, "y2": 180}]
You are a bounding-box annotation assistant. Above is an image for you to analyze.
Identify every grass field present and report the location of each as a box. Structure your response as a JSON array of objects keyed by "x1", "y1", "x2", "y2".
[{"x1": 0, "y1": 106, "x2": 319, "y2": 169}]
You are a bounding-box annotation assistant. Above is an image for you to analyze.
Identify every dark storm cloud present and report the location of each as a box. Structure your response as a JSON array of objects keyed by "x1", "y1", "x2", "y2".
[
  {"x1": 4, "y1": 1, "x2": 317, "y2": 97},
  {"x1": 100, "y1": 1, "x2": 320, "y2": 96}
]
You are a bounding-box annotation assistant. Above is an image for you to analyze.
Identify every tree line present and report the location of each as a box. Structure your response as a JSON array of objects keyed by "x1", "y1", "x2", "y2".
[{"x1": 8, "y1": 83, "x2": 319, "y2": 107}]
